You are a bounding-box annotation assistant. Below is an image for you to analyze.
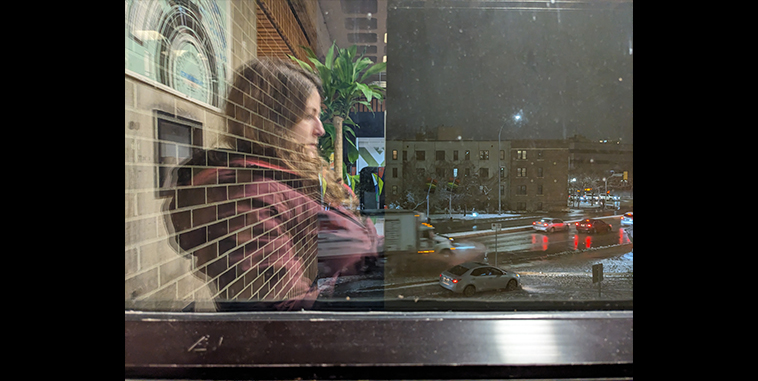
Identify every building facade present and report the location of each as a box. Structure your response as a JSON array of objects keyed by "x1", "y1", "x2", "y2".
[
  {"x1": 568, "y1": 136, "x2": 634, "y2": 189},
  {"x1": 385, "y1": 140, "x2": 511, "y2": 212},
  {"x1": 386, "y1": 137, "x2": 632, "y2": 213},
  {"x1": 509, "y1": 140, "x2": 570, "y2": 212}
]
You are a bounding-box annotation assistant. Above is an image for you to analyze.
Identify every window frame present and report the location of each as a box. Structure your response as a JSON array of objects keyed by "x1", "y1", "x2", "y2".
[
  {"x1": 154, "y1": 110, "x2": 202, "y2": 192},
  {"x1": 125, "y1": 309, "x2": 633, "y2": 379}
]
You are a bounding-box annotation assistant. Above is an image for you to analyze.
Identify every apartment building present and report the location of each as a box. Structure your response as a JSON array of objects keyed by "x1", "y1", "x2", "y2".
[
  {"x1": 384, "y1": 140, "x2": 511, "y2": 212},
  {"x1": 509, "y1": 140, "x2": 570, "y2": 212}
]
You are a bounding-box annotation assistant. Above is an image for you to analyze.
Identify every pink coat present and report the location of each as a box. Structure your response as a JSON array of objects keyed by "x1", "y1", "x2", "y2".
[{"x1": 166, "y1": 150, "x2": 378, "y2": 307}]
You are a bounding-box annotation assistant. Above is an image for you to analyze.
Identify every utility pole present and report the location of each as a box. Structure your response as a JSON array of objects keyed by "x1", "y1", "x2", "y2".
[
  {"x1": 604, "y1": 172, "x2": 623, "y2": 210},
  {"x1": 498, "y1": 123, "x2": 504, "y2": 215},
  {"x1": 426, "y1": 176, "x2": 435, "y2": 222}
]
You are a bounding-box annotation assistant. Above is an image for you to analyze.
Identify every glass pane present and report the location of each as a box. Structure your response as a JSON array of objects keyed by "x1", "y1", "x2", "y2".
[{"x1": 125, "y1": 0, "x2": 632, "y2": 312}]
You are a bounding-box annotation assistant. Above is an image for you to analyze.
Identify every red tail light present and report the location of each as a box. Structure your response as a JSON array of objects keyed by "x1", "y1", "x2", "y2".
[
  {"x1": 543, "y1": 223, "x2": 548, "y2": 227},
  {"x1": 452, "y1": 279, "x2": 459, "y2": 283}
]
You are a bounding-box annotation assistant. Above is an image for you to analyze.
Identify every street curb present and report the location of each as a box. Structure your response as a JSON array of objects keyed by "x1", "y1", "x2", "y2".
[
  {"x1": 514, "y1": 242, "x2": 633, "y2": 263},
  {"x1": 446, "y1": 215, "x2": 624, "y2": 240}
]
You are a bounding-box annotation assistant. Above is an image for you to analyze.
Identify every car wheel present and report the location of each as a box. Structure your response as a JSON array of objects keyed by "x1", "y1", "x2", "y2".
[
  {"x1": 506, "y1": 279, "x2": 518, "y2": 291},
  {"x1": 440, "y1": 249, "x2": 452, "y2": 256},
  {"x1": 548, "y1": 227, "x2": 554, "y2": 233},
  {"x1": 463, "y1": 285, "x2": 476, "y2": 297}
]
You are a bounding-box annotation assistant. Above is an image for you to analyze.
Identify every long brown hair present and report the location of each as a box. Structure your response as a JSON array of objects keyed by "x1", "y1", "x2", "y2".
[{"x1": 223, "y1": 57, "x2": 355, "y2": 209}]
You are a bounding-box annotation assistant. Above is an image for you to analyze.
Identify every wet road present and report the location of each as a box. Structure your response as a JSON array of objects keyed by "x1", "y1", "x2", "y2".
[
  {"x1": 323, "y1": 244, "x2": 633, "y2": 302},
  {"x1": 431, "y1": 206, "x2": 628, "y2": 235},
  {"x1": 471, "y1": 221, "x2": 632, "y2": 260},
  {"x1": 323, "y1": 218, "x2": 633, "y2": 301}
]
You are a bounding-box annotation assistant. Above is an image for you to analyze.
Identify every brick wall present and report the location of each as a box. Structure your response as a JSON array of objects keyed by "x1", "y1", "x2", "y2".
[{"x1": 125, "y1": 0, "x2": 318, "y2": 307}]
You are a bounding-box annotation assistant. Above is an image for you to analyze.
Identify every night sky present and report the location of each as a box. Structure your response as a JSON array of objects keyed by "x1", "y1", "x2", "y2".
[{"x1": 386, "y1": 1, "x2": 633, "y2": 142}]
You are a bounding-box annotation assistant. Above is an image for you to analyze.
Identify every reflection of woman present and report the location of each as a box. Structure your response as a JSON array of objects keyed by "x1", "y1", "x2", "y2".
[{"x1": 164, "y1": 58, "x2": 378, "y2": 309}]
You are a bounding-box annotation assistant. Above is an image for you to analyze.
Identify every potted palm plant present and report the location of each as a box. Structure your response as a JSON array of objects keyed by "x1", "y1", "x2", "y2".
[{"x1": 290, "y1": 42, "x2": 386, "y2": 181}]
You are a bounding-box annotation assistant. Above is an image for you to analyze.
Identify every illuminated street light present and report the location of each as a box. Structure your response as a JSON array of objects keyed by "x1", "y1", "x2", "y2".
[{"x1": 498, "y1": 111, "x2": 524, "y2": 214}]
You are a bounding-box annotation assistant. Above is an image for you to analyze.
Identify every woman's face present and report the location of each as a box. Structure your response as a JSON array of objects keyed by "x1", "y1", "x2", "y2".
[{"x1": 290, "y1": 89, "x2": 325, "y2": 159}]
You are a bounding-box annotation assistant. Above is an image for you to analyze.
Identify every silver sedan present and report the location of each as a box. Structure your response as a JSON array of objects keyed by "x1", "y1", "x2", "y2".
[
  {"x1": 439, "y1": 262, "x2": 521, "y2": 297},
  {"x1": 532, "y1": 218, "x2": 569, "y2": 233}
]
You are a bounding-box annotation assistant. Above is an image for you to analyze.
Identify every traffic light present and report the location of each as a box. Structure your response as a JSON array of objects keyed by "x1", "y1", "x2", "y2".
[
  {"x1": 425, "y1": 177, "x2": 438, "y2": 193},
  {"x1": 446, "y1": 177, "x2": 460, "y2": 191}
]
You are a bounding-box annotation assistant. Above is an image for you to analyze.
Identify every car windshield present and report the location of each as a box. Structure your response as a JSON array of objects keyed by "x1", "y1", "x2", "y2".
[{"x1": 125, "y1": 0, "x2": 632, "y2": 313}]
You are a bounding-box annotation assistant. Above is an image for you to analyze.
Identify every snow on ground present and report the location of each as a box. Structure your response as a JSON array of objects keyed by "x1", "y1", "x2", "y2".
[
  {"x1": 504, "y1": 246, "x2": 633, "y2": 301},
  {"x1": 597, "y1": 250, "x2": 633, "y2": 274},
  {"x1": 428, "y1": 212, "x2": 522, "y2": 221},
  {"x1": 427, "y1": 206, "x2": 607, "y2": 222}
]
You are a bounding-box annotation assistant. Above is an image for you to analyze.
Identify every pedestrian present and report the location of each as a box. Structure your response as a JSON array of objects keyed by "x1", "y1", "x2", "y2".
[{"x1": 163, "y1": 58, "x2": 378, "y2": 310}]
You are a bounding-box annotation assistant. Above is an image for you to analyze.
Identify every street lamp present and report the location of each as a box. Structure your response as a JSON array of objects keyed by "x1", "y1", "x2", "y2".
[
  {"x1": 498, "y1": 124, "x2": 504, "y2": 214},
  {"x1": 498, "y1": 112, "x2": 522, "y2": 215},
  {"x1": 426, "y1": 175, "x2": 436, "y2": 222}
]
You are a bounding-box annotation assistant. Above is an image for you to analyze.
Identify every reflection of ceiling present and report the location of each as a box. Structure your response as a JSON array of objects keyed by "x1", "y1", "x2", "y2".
[
  {"x1": 256, "y1": 0, "x2": 314, "y2": 62},
  {"x1": 255, "y1": 0, "x2": 387, "y2": 90},
  {"x1": 256, "y1": 6, "x2": 291, "y2": 59},
  {"x1": 255, "y1": 1, "x2": 386, "y2": 79},
  {"x1": 318, "y1": 0, "x2": 387, "y2": 83}
]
